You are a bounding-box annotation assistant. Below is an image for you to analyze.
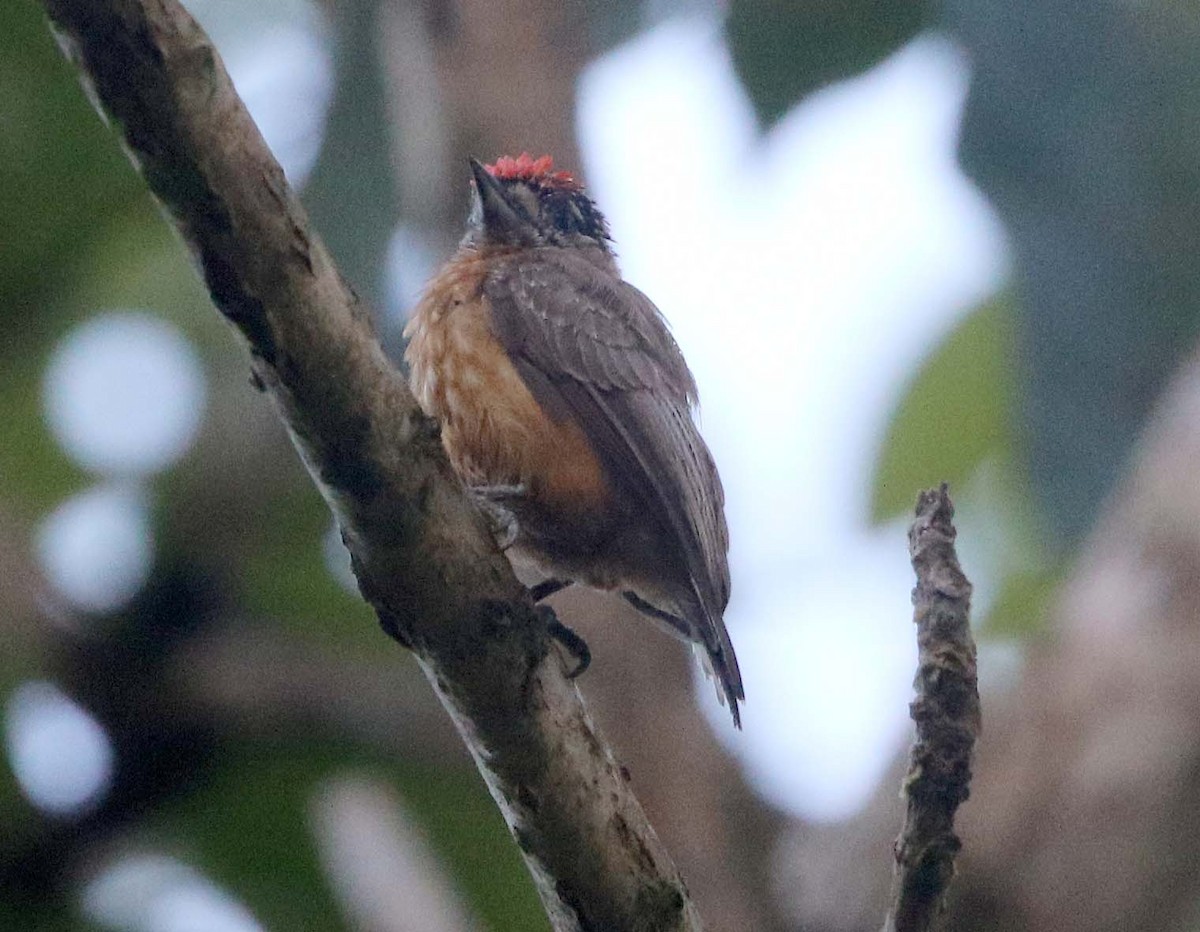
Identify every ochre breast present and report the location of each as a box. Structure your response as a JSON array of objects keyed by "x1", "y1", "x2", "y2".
[{"x1": 404, "y1": 250, "x2": 610, "y2": 512}]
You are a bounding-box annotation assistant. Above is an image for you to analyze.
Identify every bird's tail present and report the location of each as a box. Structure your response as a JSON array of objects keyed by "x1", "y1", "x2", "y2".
[
  {"x1": 623, "y1": 589, "x2": 744, "y2": 728},
  {"x1": 695, "y1": 645, "x2": 744, "y2": 729},
  {"x1": 684, "y1": 595, "x2": 744, "y2": 729}
]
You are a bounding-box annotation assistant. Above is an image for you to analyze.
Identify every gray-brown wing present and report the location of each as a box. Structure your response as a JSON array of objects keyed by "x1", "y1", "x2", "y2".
[
  {"x1": 490, "y1": 252, "x2": 698, "y2": 400},
  {"x1": 484, "y1": 250, "x2": 742, "y2": 711}
]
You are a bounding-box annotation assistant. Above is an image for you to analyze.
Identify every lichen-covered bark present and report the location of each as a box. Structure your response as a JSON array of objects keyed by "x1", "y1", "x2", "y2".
[
  {"x1": 40, "y1": 1, "x2": 699, "y2": 927},
  {"x1": 883, "y1": 486, "x2": 979, "y2": 932}
]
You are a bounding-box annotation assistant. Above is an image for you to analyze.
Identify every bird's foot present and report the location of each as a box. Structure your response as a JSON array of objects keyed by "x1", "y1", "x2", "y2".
[
  {"x1": 536, "y1": 605, "x2": 590, "y2": 678},
  {"x1": 471, "y1": 482, "x2": 527, "y2": 506},
  {"x1": 469, "y1": 483, "x2": 526, "y2": 551},
  {"x1": 622, "y1": 591, "x2": 691, "y2": 640},
  {"x1": 529, "y1": 578, "x2": 572, "y2": 602}
]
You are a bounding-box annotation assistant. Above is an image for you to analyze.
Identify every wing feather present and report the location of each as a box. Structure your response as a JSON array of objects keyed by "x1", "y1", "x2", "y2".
[{"x1": 485, "y1": 250, "x2": 742, "y2": 712}]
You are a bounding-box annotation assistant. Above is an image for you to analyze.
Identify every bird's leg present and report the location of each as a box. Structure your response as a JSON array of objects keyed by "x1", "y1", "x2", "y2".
[
  {"x1": 468, "y1": 483, "x2": 526, "y2": 551},
  {"x1": 472, "y1": 482, "x2": 527, "y2": 505},
  {"x1": 534, "y1": 605, "x2": 590, "y2": 678},
  {"x1": 622, "y1": 591, "x2": 692, "y2": 640},
  {"x1": 529, "y1": 578, "x2": 572, "y2": 602}
]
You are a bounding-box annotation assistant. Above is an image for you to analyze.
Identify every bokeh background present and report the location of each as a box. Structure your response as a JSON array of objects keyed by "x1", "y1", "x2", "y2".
[{"x1": 5, "y1": 0, "x2": 1200, "y2": 929}]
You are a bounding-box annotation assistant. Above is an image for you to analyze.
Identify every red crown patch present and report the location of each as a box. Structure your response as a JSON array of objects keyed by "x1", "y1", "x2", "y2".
[{"x1": 485, "y1": 153, "x2": 580, "y2": 191}]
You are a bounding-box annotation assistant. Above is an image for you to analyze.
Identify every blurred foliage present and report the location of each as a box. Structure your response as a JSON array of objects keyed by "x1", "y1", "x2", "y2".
[
  {"x1": 153, "y1": 741, "x2": 546, "y2": 932},
  {"x1": 0, "y1": 898, "x2": 87, "y2": 932},
  {"x1": 235, "y1": 483, "x2": 378, "y2": 646},
  {"x1": 153, "y1": 743, "x2": 350, "y2": 931},
  {"x1": 0, "y1": 0, "x2": 545, "y2": 927},
  {"x1": 981, "y1": 564, "x2": 1063, "y2": 640},
  {"x1": 944, "y1": 0, "x2": 1200, "y2": 544},
  {"x1": 726, "y1": 0, "x2": 933, "y2": 127},
  {"x1": 733, "y1": 0, "x2": 1200, "y2": 546},
  {"x1": 0, "y1": 329, "x2": 86, "y2": 511},
  {"x1": 871, "y1": 294, "x2": 1013, "y2": 522},
  {"x1": 872, "y1": 295, "x2": 1062, "y2": 638},
  {"x1": 580, "y1": 0, "x2": 645, "y2": 52},
  {"x1": 303, "y1": 0, "x2": 398, "y2": 311},
  {"x1": 0, "y1": 0, "x2": 145, "y2": 319},
  {"x1": 9, "y1": 0, "x2": 1200, "y2": 926},
  {"x1": 0, "y1": 0, "x2": 160, "y2": 514}
]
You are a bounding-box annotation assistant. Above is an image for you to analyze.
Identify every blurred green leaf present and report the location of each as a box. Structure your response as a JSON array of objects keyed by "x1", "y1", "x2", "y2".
[
  {"x1": 980, "y1": 564, "x2": 1062, "y2": 639},
  {"x1": 944, "y1": 0, "x2": 1200, "y2": 542},
  {"x1": 726, "y1": 0, "x2": 932, "y2": 128},
  {"x1": 0, "y1": 897, "x2": 88, "y2": 932},
  {"x1": 239, "y1": 484, "x2": 377, "y2": 648},
  {"x1": 153, "y1": 742, "x2": 353, "y2": 931},
  {"x1": 0, "y1": 336, "x2": 84, "y2": 511},
  {"x1": 64, "y1": 208, "x2": 217, "y2": 345},
  {"x1": 0, "y1": 0, "x2": 147, "y2": 317},
  {"x1": 393, "y1": 759, "x2": 549, "y2": 932},
  {"x1": 871, "y1": 293, "x2": 1014, "y2": 522}
]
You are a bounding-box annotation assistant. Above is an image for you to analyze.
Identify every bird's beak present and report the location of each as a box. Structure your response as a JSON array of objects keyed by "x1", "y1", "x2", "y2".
[{"x1": 468, "y1": 157, "x2": 524, "y2": 238}]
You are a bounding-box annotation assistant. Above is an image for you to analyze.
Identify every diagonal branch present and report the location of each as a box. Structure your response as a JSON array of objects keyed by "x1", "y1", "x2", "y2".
[
  {"x1": 38, "y1": 1, "x2": 700, "y2": 928},
  {"x1": 883, "y1": 485, "x2": 980, "y2": 932}
]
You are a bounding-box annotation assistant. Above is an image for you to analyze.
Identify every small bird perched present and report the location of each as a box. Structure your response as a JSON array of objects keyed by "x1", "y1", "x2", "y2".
[{"x1": 404, "y1": 153, "x2": 744, "y2": 726}]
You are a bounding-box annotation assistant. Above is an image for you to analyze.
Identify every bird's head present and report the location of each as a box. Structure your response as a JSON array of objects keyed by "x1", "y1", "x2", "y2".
[{"x1": 465, "y1": 154, "x2": 612, "y2": 252}]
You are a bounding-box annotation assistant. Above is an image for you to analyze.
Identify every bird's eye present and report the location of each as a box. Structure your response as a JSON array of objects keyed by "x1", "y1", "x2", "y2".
[{"x1": 542, "y1": 192, "x2": 585, "y2": 235}]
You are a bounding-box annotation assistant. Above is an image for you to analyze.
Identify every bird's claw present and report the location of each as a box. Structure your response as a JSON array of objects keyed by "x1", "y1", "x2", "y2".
[
  {"x1": 536, "y1": 605, "x2": 591, "y2": 678},
  {"x1": 469, "y1": 484, "x2": 525, "y2": 551}
]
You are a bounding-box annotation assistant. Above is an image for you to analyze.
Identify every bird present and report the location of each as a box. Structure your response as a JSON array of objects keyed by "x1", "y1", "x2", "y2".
[{"x1": 404, "y1": 153, "x2": 744, "y2": 727}]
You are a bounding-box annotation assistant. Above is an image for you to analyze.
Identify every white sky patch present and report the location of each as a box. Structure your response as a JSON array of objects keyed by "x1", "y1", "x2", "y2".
[
  {"x1": 311, "y1": 775, "x2": 481, "y2": 932},
  {"x1": 696, "y1": 527, "x2": 919, "y2": 818},
  {"x1": 5, "y1": 681, "x2": 115, "y2": 816},
  {"x1": 43, "y1": 312, "x2": 207, "y2": 478},
  {"x1": 579, "y1": 20, "x2": 1007, "y2": 819},
  {"x1": 323, "y1": 519, "x2": 359, "y2": 595},
  {"x1": 387, "y1": 223, "x2": 442, "y2": 319},
  {"x1": 84, "y1": 853, "x2": 265, "y2": 932},
  {"x1": 37, "y1": 483, "x2": 154, "y2": 614},
  {"x1": 183, "y1": 0, "x2": 332, "y2": 187}
]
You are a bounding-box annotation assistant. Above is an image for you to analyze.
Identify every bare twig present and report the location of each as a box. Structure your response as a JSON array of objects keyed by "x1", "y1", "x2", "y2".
[
  {"x1": 39, "y1": 1, "x2": 700, "y2": 928},
  {"x1": 883, "y1": 485, "x2": 979, "y2": 932}
]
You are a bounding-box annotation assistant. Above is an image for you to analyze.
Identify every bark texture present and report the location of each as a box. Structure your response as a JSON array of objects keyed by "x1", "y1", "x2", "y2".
[
  {"x1": 40, "y1": 2, "x2": 700, "y2": 928},
  {"x1": 884, "y1": 487, "x2": 978, "y2": 932}
]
